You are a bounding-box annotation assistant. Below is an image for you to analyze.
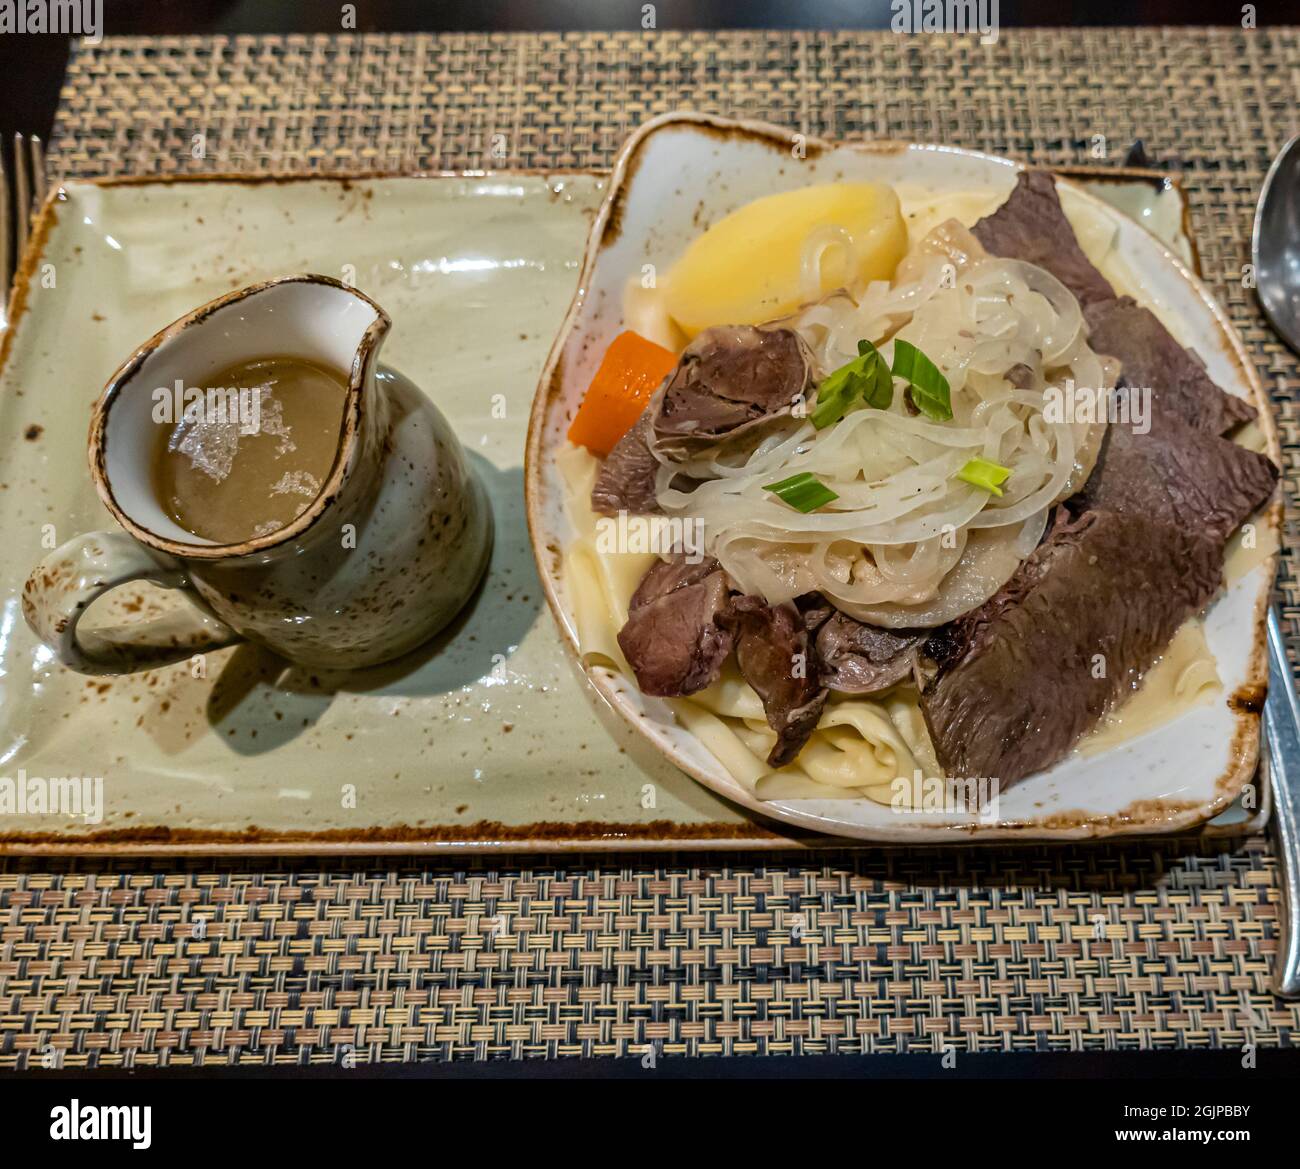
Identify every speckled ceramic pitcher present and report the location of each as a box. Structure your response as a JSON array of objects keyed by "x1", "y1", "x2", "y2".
[{"x1": 22, "y1": 275, "x2": 492, "y2": 675}]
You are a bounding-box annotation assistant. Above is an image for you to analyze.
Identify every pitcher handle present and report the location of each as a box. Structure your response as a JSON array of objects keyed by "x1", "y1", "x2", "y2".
[{"x1": 23, "y1": 530, "x2": 242, "y2": 675}]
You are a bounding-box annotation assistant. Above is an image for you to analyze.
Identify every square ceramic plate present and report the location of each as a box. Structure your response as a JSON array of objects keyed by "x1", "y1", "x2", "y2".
[
  {"x1": 0, "y1": 164, "x2": 1271, "y2": 853},
  {"x1": 525, "y1": 113, "x2": 1281, "y2": 843}
]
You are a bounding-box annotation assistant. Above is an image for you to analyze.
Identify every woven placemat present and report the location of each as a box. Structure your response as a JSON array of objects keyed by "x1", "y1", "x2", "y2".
[{"x1": 2, "y1": 28, "x2": 1299, "y2": 1067}]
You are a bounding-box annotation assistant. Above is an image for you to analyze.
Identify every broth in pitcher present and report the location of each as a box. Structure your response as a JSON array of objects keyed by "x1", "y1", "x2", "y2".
[{"x1": 151, "y1": 355, "x2": 348, "y2": 544}]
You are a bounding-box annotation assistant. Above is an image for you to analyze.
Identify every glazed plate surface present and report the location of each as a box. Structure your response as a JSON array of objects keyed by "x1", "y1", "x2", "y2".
[
  {"x1": 0, "y1": 157, "x2": 1273, "y2": 852},
  {"x1": 525, "y1": 113, "x2": 1281, "y2": 843},
  {"x1": 0, "y1": 172, "x2": 766, "y2": 853}
]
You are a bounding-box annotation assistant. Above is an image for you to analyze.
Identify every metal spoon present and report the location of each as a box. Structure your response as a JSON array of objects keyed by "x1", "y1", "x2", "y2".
[
  {"x1": 1252, "y1": 134, "x2": 1300, "y2": 995},
  {"x1": 1254, "y1": 133, "x2": 1300, "y2": 356}
]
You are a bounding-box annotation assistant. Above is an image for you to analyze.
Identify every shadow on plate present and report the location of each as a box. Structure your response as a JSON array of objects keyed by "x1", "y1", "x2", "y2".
[{"x1": 205, "y1": 455, "x2": 541, "y2": 753}]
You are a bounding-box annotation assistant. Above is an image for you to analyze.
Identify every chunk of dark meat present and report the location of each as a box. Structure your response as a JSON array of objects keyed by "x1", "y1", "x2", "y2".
[
  {"x1": 590, "y1": 325, "x2": 813, "y2": 516},
  {"x1": 1084, "y1": 297, "x2": 1256, "y2": 434},
  {"x1": 652, "y1": 325, "x2": 814, "y2": 454},
  {"x1": 796, "y1": 593, "x2": 836, "y2": 633},
  {"x1": 1005, "y1": 362, "x2": 1035, "y2": 391},
  {"x1": 730, "y1": 595, "x2": 828, "y2": 768},
  {"x1": 619, "y1": 562, "x2": 832, "y2": 765},
  {"x1": 629, "y1": 553, "x2": 726, "y2": 608},
  {"x1": 816, "y1": 612, "x2": 924, "y2": 694},
  {"x1": 1075, "y1": 405, "x2": 1278, "y2": 543},
  {"x1": 617, "y1": 555, "x2": 734, "y2": 697},
  {"x1": 591, "y1": 407, "x2": 663, "y2": 516},
  {"x1": 972, "y1": 170, "x2": 1116, "y2": 313},
  {"x1": 920, "y1": 509, "x2": 1223, "y2": 786}
]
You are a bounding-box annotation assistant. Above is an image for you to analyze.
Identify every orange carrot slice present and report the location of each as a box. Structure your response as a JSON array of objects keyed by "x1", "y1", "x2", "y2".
[{"x1": 567, "y1": 330, "x2": 678, "y2": 458}]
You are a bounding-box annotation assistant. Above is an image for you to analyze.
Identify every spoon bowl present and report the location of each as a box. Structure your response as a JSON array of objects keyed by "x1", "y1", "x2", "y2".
[{"x1": 1254, "y1": 132, "x2": 1300, "y2": 354}]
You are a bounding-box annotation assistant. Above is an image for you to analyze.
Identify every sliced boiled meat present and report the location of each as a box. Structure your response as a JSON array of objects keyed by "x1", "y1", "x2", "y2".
[
  {"x1": 652, "y1": 324, "x2": 813, "y2": 454},
  {"x1": 1083, "y1": 297, "x2": 1257, "y2": 434},
  {"x1": 919, "y1": 167, "x2": 1280, "y2": 786},
  {"x1": 972, "y1": 170, "x2": 1116, "y2": 313},
  {"x1": 1075, "y1": 404, "x2": 1278, "y2": 543},
  {"x1": 920, "y1": 509, "x2": 1223, "y2": 786},
  {"x1": 974, "y1": 169, "x2": 1256, "y2": 436}
]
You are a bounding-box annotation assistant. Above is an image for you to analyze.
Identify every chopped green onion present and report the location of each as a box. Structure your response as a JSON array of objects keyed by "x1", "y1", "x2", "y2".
[
  {"x1": 956, "y1": 456, "x2": 1012, "y2": 496},
  {"x1": 763, "y1": 471, "x2": 840, "y2": 513},
  {"x1": 810, "y1": 338, "x2": 893, "y2": 429},
  {"x1": 891, "y1": 338, "x2": 953, "y2": 421},
  {"x1": 855, "y1": 339, "x2": 895, "y2": 410}
]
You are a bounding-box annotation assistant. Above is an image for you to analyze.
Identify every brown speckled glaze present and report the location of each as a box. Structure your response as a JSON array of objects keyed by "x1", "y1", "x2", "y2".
[{"x1": 23, "y1": 275, "x2": 492, "y2": 673}]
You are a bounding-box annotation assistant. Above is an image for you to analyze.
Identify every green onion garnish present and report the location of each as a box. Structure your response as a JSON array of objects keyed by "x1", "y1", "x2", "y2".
[
  {"x1": 891, "y1": 338, "x2": 953, "y2": 422},
  {"x1": 810, "y1": 338, "x2": 894, "y2": 429},
  {"x1": 956, "y1": 457, "x2": 1012, "y2": 496},
  {"x1": 763, "y1": 471, "x2": 840, "y2": 513},
  {"x1": 855, "y1": 339, "x2": 895, "y2": 411}
]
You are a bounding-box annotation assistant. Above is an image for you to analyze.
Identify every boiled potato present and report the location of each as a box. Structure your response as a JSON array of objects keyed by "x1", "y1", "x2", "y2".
[{"x1": 662, "y1": 182, "x2": 908, "y2": 338}]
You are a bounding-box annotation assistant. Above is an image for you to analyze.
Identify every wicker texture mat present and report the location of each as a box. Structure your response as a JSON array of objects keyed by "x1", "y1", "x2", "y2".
[{"x1": 2, "y1": 28, "x2": 1298, "y2": 1067}]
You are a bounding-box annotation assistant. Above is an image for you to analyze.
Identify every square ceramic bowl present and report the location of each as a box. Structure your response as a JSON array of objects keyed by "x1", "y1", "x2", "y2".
[{"x1": 525, "y1": 111, "x2": 1281, "y2": 843}]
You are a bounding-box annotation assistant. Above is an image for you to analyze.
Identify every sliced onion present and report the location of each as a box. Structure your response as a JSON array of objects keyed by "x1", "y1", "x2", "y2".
[{"x1": 650, "y1": 231, "x2": 1114, "y2": 626}]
